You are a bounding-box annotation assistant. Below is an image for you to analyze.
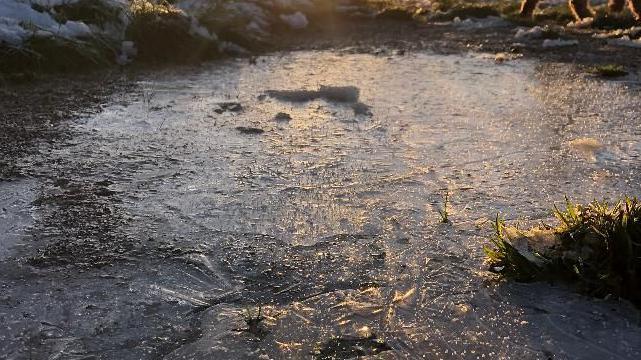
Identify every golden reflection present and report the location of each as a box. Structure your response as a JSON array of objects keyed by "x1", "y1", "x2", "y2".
[
  {"x1": 276, "y1": 340, "x2": 304, "y2": 351},
  {"x1": 568, "y1": 137, "x2": 604, "y2": 162}
]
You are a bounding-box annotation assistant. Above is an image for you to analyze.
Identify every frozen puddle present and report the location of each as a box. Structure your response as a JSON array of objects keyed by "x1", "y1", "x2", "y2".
[
  {"x1": 0, "y1": 180, "x2": 35, "y2": 260},
  {"x1": 2, "y1": 51, "x2": 641, "y2": 359}
]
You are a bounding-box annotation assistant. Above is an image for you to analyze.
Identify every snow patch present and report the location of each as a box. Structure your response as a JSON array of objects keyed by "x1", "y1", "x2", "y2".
[
  {"x1": 280, "y1": 11, "x2": 309, "y2": 29},
  {"x1": 0, "y1": 17, "x2": 28, "y2": 45},
  {"x1": 0, "y1": 0, "x2": 123, "y2": 46},
  {"x1": 189, "y1": 16, "x2": 215, "y2": 40},
  {"x1": 608, "y1": 35, "x2": 641, "y2": 48}
]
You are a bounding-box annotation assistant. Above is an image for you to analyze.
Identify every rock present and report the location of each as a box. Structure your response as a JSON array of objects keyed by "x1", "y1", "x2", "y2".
[
  {"x1": 265, "y1": 89, "x2": 318, "y2": 102},
  {"x1": 318, "y1": 85, "x2": 360, "y2": 103},
  {"x1": 215, "y1": 102, "x2": 243, "y2": 114}
]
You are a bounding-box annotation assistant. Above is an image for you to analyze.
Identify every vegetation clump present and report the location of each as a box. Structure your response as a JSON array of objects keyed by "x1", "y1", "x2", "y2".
[
  {"x1": 485, "y1": 197, "x2": 641, "y2": 306},
  {"x1": 589, "y1": 64, "x2": 628, "y2": 77},
  {"x1": 127, "y1": 0, "x2": 218, "y2": 63},
  {"x1": 52, "y1": 0, "x2": 127, "y2": 27},
  {"x1": 0, "y1": 36, "x2": 113, "y2": 74},
  {"x1": 531, "y1": 3, "x2": 576, "y2": 24}
]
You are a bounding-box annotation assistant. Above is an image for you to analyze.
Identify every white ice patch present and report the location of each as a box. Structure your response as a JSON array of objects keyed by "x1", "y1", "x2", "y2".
[
  {"x1": 607, "y1": 35, "x2": 641, "y2": 48},
  {"x1": 280, "y1": 11, "x2": 309, "y2": 29},
  {"x1": 116, "y1": 40, "x2": 137, "y2": 65},
  {"x1": 58, "y1": 19, "x2": 92, "y2": 38},
  {"x1": 514, "y1": 26, "x2": 544, "y2": 40},
  {"x1": 450, "y1": 16, "x2": 508, "y2": 29},
  {"x1": 189, "y1": 16, "x2": 215, "y2": 40},
  {"x1": 542, "y1": 38, "x2": 578, "y2": 47}
]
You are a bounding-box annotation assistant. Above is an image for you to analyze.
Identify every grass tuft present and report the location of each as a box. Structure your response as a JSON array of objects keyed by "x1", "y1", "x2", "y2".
[
  {"x1": 485, "y1": 197, "x2": 641, "y2": 306},
  {"x1": 239, "y1": 306, "x2": 266, "y2": 335},
  {"x1": 438, "y1": 191, "x2": 451, "y2": 223}
]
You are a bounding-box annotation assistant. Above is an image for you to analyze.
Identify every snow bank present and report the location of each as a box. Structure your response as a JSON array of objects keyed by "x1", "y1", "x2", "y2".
[
  {"x1": 0, "y1": 0, "x2": 129, "y2": 46},
  {"x1": 0, "y1": 0, "x2": 92, "y2": 44}
]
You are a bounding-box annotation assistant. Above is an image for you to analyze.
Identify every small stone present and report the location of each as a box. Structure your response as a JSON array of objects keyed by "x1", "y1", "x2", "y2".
[
  {"x1": 274, "y1": 112, "x2": 292, "y2": 121},
  {"x1": 236, "y1": 126, "x2": 264, "y2": 135},
  {"x1": 215, "y1": 102, "x2": 243, "y2": 113}
]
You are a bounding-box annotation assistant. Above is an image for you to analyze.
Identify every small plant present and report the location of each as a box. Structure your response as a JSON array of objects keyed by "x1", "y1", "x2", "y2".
[
  {"x1": 438, "y1": 191, "x2": 450, "y2": 223},
  {"x1": 589, "y1": 64, "x2": 628, "y2": 78},
  {"x1": 238, "y1": 306, "x2": 266, "y2": 335},
  {"x1": 484, "y1": 197, "x2": 641, "y2": 306}
]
